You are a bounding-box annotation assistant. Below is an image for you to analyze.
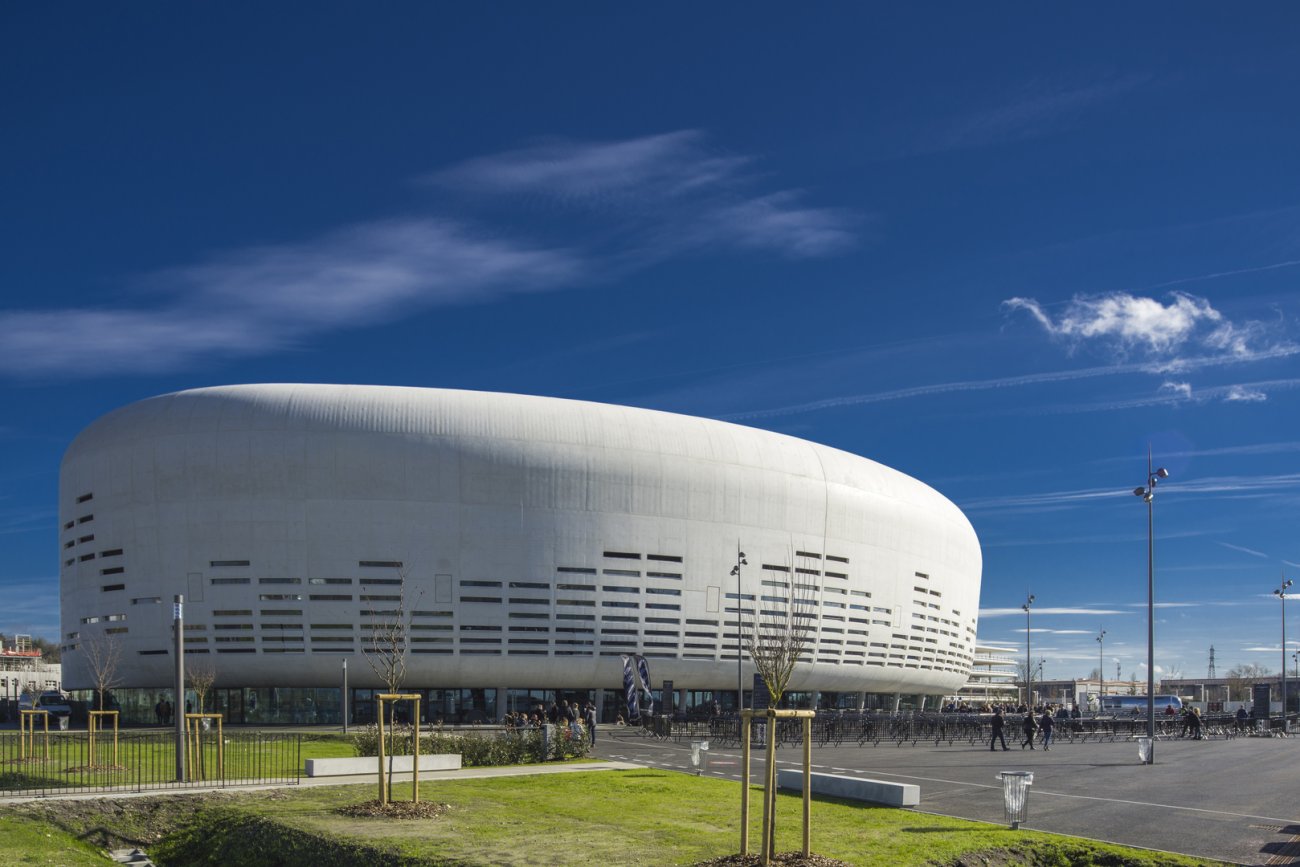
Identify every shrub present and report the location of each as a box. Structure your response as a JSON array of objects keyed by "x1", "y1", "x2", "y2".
[{"x1": 349, "y1": 724, "x2": 590, "y2": 766}]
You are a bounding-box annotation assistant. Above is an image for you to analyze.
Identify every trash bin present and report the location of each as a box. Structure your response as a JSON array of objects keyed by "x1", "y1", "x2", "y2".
[
  {"x1": 58, "y1": 715, "x2": 69, "y2": 731},
  {"x1": 1136, "y1": 736, "x2": 1152, "y2": 763},
  {"x1": 997, "y1": 771, "x2": 1033, "y2": 829},
  {"x1": 690, "y1": 740, "x2": 710, "y2": 775}
]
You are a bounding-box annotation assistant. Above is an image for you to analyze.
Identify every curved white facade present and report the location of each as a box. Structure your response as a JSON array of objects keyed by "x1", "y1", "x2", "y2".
[{"x1": 60, "y1": 384, "x2": 981, "y2": 698}]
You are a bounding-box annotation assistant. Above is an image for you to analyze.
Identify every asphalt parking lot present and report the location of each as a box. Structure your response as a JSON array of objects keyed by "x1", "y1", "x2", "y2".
[{"x1": 595, "y1": 728, "x2": 1300, "y2": 865}]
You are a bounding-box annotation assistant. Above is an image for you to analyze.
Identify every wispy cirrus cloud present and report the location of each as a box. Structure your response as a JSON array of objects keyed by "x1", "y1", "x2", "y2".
[
  {"x1": 0, "y1": 131, "x2": 855, "y2": 380},
  {"x1": 935, "y1": 75, "x2": 1152, "y2": 152},
  {"x1": 980, "y1": 607, "x2": 1132, "y2": 618},
  {"x1": 431, "y1": 130, "x2": 857, "y2": 260},
  {"x1": 961, "y1": 472, "x2": 1300, "y2": 512},
  {"x1": 0, "y1": 219, "x2": 583, "y2": 377},
  {"x1": 1217, "y1": 541, "x2": 1269, "y2": 559},
  {"x1": 718, "y1": 344, "x2": 1298, "y2": 422},
  {"x1": 1034, "y1": 377, "x2": 1300, "y2": 414}
]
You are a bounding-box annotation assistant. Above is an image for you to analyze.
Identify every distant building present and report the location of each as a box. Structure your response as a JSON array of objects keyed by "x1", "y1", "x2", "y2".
[
  {"x1": 59, "y1": 384, "x2": 983, "y2": 724},
  {"x1": 1, "y1": 634, "x2": 62, "y2": 699},
  {"x1": 952, "y1": 644, "x2": 1018, "y2": 704}
]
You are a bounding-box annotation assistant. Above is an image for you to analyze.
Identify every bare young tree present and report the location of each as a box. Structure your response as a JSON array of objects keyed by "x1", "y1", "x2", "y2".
[
  {"x1": 745, "y1": 570, "x2": 816, "y2": 708},
  {"x1": 1225, "y1": 663, "x2": 1271, "y2": 702},
  {"x1": 80, "y1": 631, "x2": 123, "y2": 711},
  {"x1": 186, "y1": 656, "x2": 218, "y2": 714},
  {"x1": 743, "y1": 550, "x2": 817, "y2": 864},
  {"x1": 360, "y1": 568, "x2": 422, "y2": 803}
]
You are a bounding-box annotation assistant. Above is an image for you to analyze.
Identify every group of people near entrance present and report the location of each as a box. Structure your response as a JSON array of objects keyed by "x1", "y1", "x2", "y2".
[
  {"x1": 500, "y1": 699, "x2": 598, "y2": 745},
  {"x1": 988, "y1": 705, "x2": 1062, "y2": 751}
]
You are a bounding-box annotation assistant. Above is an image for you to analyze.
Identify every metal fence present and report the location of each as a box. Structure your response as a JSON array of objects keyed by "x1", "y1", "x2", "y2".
[
  {"x1": 0, "y1": 729, "x2": 301, "y2": 797},
  {"x1": 616, "y1": 711, "x2": 1265, "y2": 750}
]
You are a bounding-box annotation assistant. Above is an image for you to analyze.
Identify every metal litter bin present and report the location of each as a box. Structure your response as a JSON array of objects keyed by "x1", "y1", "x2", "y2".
[
  {"x1": 1136, "y1": 736, "x2": 1152, "y2": 763},
  {"x1": 998, "y1": 771, "x2": 1033, "y2": 829},
  {"x1": 690, "y1": 740, "x2": 710, "y2": 775}
]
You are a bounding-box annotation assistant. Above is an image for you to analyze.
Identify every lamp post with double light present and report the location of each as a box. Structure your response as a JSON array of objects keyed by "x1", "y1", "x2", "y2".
[
  {"x1": 731, "y1": 546, "x2": 747, "y2": 713},
  {"x1": 1275, "y1": 577, "x2": 1292, "y2": 720},
  {"x1": 1022, "y1": 594, "x2": 1035, "y2": 707},
  {"x1": 1133, "y1": 453, "x2": 1169, "y2": 764}
]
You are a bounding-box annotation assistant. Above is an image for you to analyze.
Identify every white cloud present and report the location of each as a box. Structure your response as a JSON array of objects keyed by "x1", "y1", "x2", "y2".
[
  {"x1": 0, "y1": 132, "x2": 856, "y2": 380},
  {"x1": 432, "y1": 131, "x2": 856, "y2": 260},
  {"x1": 1225, "y1": 385, "x2": 1267, "y2": 402},
  {"x1": 1159, "y1": 380, "x2": 1192, "y2": 399},
  {"x1": 980, "y1": 607, "x2": 1132, "y2": 618},
  {"x1": 433, "y1": 131, "x2": 748, "y2": 203},
  {"x1": 1003, "y1": 291, "x2": 1230, "y2": 356},
  {"x1": 1217, "y1": 541, "x2": 1269, "y2": 559},
  {"x1": 0, "y1": 220, "x2": 583, "y2": 377}
]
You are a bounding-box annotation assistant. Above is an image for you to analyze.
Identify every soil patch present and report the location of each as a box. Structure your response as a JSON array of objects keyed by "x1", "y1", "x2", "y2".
[
  {"x1": 335, "y1": 799, "x2": 451, "y2": 819},
  {"x1": 693, "y1": 853, "x2": 853, "y2": 866}
]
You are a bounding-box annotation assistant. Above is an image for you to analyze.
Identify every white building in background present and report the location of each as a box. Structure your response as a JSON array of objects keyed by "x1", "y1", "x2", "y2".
[
  {"x1": 1, "y1": 635, "x2": 62, "y2": 699},
  {"x1": 952, "y1": 643, "x2": 1020, "y2": 705},
  {"x1": 58, "y1": 384, "x2": 982, "y2": 723}
]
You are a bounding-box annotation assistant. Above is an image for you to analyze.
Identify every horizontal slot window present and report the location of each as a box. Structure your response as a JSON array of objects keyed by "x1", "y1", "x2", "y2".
[
  {"x1": 359, "y1": 560, "x2": 403, "y2": 568},
  {"x1": 210, "y1": 560, "x2": 250, "y2": 567}
]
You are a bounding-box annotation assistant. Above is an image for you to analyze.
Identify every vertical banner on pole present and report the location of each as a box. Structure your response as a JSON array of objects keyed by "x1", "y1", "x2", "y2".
[
  {"x1": 621, "y1": 655, "x2": 639, "y2": 721},
  {"x1": 635, "y1": 655, "x2": 653, "y2": 712},
  {"x1": 662, "y1": 679, "x2": 674, "y2": 717}
]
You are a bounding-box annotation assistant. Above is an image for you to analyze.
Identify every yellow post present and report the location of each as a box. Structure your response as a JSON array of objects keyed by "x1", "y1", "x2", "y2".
[
  {"x1": 740, "y1": 709, "x2": 752, "y2": 856},
  {"x1": 20, "y1": 710, "x2": 50, "y2": 761},
  {"x1": 412, "y1": 697, "x2": 421, "y2": 804},
  {"x1": 89, "y1": 711, "x2": 120, "y2": 767},
  {"x1": 762, "y1": 708, "x2": 776, "y2": 864},
  {"x1": 376, "y1": 697, "x2": 388, "y2": 805},
  {"x1": 802, "y1": 715, "x2": 812, "y2": 857}
]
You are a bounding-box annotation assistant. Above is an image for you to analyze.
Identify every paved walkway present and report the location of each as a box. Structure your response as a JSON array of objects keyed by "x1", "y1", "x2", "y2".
[{"x1": 595, "y1": 730, "x2": 1300, "y2": 866}]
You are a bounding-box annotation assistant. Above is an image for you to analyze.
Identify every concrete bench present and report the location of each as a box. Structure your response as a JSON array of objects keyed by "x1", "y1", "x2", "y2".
[
  {"x1": 305, "y1": 754, "x2": 462, "y2": 778},
  {"x1": 776, "y1": 769, "x2": 919, "y2": 807}
]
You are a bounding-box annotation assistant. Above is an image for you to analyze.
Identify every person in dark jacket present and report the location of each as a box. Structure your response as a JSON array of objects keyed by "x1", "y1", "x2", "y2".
[
  {"x1": 1039, "y1": 708, "x2": 1055, "y2": 750},
  {"x1": 1021, "y1": 711, "x2": 1038, "y2": 749},
  {"x1": 989, "y1": 708, "x2": 1010, "y2": 751}
]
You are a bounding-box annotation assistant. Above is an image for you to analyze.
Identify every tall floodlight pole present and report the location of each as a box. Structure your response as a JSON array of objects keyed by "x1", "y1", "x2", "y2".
[
  {"x1": 1133, "y1": 450, "x2": 1170, "y2": 764},
  {"x1": 173, "y1": 594, "x2": 186, "y2": 782},
  {"x1": 730, "y1": 545, "x2": 747, "y2": 713},
  {"x1": 1275, "y1": 577, "x2": 1293, "y2": 721},
  {"x1": 1022, "y1": 594, "x2": 1035, "y2": 707},
  {"x1": 1097, "y1": 628, "x2": 1106, "y2": 709}
]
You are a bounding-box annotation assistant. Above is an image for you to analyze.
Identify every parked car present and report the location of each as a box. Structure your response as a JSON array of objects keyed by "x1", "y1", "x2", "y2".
[{"x1": 19, "y1": 691, "x2": 72, "y2": 716}]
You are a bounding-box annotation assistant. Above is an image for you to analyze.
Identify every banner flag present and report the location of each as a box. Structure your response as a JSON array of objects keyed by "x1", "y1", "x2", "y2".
[
  {"x1": 635, "y1": 654, "x2": 654, "y2": 706},
  {"x1": 621, "y1": 654, "x2": 639, "y2": 720}
]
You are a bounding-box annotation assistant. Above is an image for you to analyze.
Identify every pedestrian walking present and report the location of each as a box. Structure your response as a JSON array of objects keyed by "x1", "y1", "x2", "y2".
[
  {"x1": 989, "y1": 708, "x2": 1010, "y2": 751},
  {"x1": 1021, "y1": 711, "x2": 1038, "y2": 749},
  {"x1": 1039, "y1": 708, "x2": 1054, "y2": 750}
]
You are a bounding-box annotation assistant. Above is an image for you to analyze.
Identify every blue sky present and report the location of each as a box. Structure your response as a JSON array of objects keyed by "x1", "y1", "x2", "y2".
[{"x1": 4, "y1": 5, "x2": 1300, "y2": 683}]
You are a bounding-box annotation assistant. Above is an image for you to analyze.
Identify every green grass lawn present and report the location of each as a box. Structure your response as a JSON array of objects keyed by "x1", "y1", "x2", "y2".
[{"x1": 11, "y1": 769, "x2": 1220, "y2": 867}]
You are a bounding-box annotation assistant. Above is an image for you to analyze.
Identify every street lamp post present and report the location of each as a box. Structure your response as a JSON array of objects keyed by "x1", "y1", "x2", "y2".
[
  {"x1": 341, "y1": 657, "x2": 349, "y2": 734},
  {"x1": 1275, "y1": 577, "x2": 1293, "y2": 721},
  {"x1": 730, "y1": 545, "x2": 747, "y2": 713},
  {"x1": 1022, "y1": 594, "x2": 1035, "y2": 708},
  {"x1": 1133, "y1": 451, "x2": 1170, "y2": 764},
  {"x1": 1096, "y1": 628, "x2": 1106, "y2": 709}
]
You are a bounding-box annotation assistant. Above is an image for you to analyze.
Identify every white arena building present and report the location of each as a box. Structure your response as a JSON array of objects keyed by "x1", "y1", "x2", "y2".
[{"x1": 59, "y1": 384, "x2": 982, "y2": 724}]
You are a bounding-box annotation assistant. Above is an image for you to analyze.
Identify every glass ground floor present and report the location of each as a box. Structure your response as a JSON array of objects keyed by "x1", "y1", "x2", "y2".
[{"x1": 65, "y1": 686, "x2": 946, "y2": 728}]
